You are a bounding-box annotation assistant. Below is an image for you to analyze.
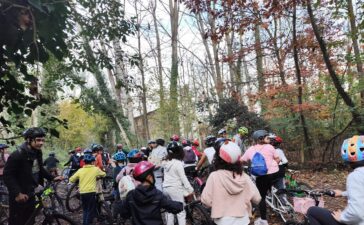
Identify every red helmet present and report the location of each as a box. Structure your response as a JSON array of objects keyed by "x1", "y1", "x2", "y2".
[
  {"x1": 192, "y1": 138, "x2": 199, "y2": 146},
  {"x1": 275, "y1": 136, "x2": 283, "y2": 143},
  {"x1": 133, "y1": 161, "x2": 155, "y2": 182},
  {"x1": 170, "y1": 134, "x2": 180, "y2": 142}
]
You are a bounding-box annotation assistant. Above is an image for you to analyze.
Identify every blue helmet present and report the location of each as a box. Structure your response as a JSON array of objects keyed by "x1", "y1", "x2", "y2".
[
  {"x1": 127, "y1": 149, "x2": 143, "y2": 159},
  {"x1": 342, "y1": 135, "x2": 364, "y2": 163},
  {"x1": 0, "y1": 144, "x2": 9, "y2": 149},
  {"x1": 83, "y1": 154, "x2": 96, "y2": 163},
  {"x1": 113, "y1": 152, "x2": 126, "y2": 161}
]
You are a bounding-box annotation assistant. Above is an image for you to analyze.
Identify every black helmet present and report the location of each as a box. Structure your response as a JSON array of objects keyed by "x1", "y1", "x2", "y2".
[
  {"x1": 155, "y1": 138, "x2": 165, "y2": 146},
  {"x1": 204, "y1": 135, "x2": 216, "y2": 147},
  {"x1": 22, "y1": 127, "x2": 46, "y2": 140},
  {"x1": 91, "y1": 144, "x2": 103, "y2": 152},
  {"x1": 49, "y1": 152, "x2": 55, "y2": 157},
  {"x1": 166, "y1": 141, "x2": 182, "y2": 154},
  {"x1": 252, "y1": 130, "x2": 268, "y2": 141}
]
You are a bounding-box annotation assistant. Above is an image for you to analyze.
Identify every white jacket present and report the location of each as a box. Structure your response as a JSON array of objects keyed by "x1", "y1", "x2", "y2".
[{"x1": 162, "y1": 159, "x2": 194, "y2": 196}]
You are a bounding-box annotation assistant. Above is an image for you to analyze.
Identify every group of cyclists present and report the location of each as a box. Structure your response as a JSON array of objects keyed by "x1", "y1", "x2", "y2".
[{"x1": 0, "y1": 126, "x2": 363, "y2": 225}]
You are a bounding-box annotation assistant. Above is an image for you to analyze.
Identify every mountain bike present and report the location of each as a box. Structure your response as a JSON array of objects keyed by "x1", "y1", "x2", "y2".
[{"x1": 14, "y1": 182, "x2": 77, "y2": 225}]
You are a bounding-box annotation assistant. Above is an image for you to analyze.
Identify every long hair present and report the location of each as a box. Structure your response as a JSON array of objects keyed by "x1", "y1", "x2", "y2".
[{"x1": 213, "y1": 148, "x2": 243, "y2": 178}]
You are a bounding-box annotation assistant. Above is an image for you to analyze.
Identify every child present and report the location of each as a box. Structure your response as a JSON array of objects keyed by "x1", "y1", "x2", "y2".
[
  {"x1": 268, "y1": 134, "x2": 288, "y2": 190},
  {"x1": 69, "y1": 154, "x2": 106, "y2": 225},
  {"x1": 196, "y1": 135, "x2": 216, "y2": 171},
  {"x1": 115, "y1": 149, "x2": 143, "y2": 183},
  {"x1": 306, "y1": 135, "x2": 364, "y2": 225},
  {"x1": 116, "y1": 161, "x2": 183, "y2": 225},
  {"x1": 181, "y1": 139, "x2": 197, "y2": 175},
  {"x1": 240, "y1": 130, "x2": 280, "y2": 225},
  {"x1": 111, "y1": 152, "x2": 126, "y2": 200},
  {"x1": 201, "y1": 139, "x2": 261, "y2": 225},
  {"x1": 163, "y1": 141, "x2": 194, "y2": 225}
]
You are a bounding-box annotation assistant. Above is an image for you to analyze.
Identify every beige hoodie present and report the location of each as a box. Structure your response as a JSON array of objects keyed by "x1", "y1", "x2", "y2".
[{"x1": 201, "y1": 170, "x2": 261, "y2": 219}]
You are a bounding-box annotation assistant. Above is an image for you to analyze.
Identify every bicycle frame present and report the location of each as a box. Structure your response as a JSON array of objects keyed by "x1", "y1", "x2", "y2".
[{"x1": 265, "y1": 186, "x2": 296, "y2": 223}]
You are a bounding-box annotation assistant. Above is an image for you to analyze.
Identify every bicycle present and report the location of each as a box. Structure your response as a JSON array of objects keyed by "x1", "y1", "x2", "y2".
[
  {"x1": 1, "y1": 182, "x2": 77, "y2": 225},
  {"x1": 0, "y1": 190, "x2": 9, "y2": 225},
  {"x1": 285, "y1": 169, "x2": 312, "y2": 191},
  {"x1": 65, "y1": 175, "x2": 113, "y2": 212}
]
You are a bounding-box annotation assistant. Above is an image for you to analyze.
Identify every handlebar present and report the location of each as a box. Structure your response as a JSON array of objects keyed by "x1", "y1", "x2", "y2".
[{"x1": 286, "y1": 188, "x2": 335, "y2": 197}]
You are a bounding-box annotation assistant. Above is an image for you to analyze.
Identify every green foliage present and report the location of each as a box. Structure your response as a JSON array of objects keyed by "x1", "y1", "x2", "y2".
[
  {"x1": 52, "y1": 100, "x2": 109, "y2": 151},
  {"x1": 209, "y1": 98, "x2": 268, "y2": 136}
]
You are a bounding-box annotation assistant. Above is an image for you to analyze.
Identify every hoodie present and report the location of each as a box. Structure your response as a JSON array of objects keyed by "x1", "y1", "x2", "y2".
[
  {"x1": 340, "y1": 166, "x2": 364, "y2": 225},
  {"x1": 162, "y1": 159, "x2": 194, "y2": 195},
  {"x1": 201, "y1": 170, "x2": 261, "y2": 219},
  {"x1": 118, "y1": 184, "x2": 183, "y2": 225}
]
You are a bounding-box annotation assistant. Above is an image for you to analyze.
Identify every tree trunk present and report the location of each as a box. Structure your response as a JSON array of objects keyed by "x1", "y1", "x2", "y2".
[
  {"x1": 169, "y1": 0, "x2": 180, "y2": 134},
  {"x1": 347, "y1": 0, "x2": 364, "y2": 106},
  {"x1": 307, "y1": 0, "x2": 363, "y2": 132},
  {"x1": 151, "y1": 0, "x2": 165, "y2": 108},
  {"x1": 135, "y1": 0, "x2": 150, "y2": 140},
  {"x1": 293, "y1": 1, "x2": 312, "y2": 161},
  {"x1": 254, "y1": 19, "x2": 265, "y2": 111}
]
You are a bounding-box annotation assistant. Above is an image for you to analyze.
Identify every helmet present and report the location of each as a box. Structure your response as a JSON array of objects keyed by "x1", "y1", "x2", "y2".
[
  {"x1": 341, "y1": 135, "x2": 364, "y2": 162},
  {"x1": 192, "y1": 138, "x2": 199, "y2": 146},
  {"x1": 218, "y1": 129, "x2": 227, "y2": 135},
  {"x1": 0, "y1": 144, "x2": 9, "y2": 149},
  {"x1": 83, "y1": 149, "x2": 92, "y2": 154},
  {"x1": 127, "y1": 149, "x2": 144, "y2": 159},
  {"x1": 268, "y1": 133, "x2": 276, "y2": 139},
  {"x1": 204, "y1": 135, "x2": 216, "y2": 147},
  {"x1": 49, "y1": 152, "x2": 55, "y2": 157},
  {"x1": 22, "y1": 127, "x2": 46, "y2": 139},
  {"x1": 275, "y1": 136, "x2": 283, "y2": 143},
  {"x1": 181, "y1": 139, "x2": 191, "y2": 147},
  {"x1": 170, "y1": 134, "x2": 180, "y2": 142},
  {"x1": 238, "y1": 127, "x2": 249, "y2": 135},
  {"x1": 167, "y1": 141, "x2": 182, "y2": 154},
  {"x1": 83, "y1": 154, "x2": 96, "y2": 163},
  {"x1": 116, "y1": 143, "x2": 123, "y2": 149},
  {"x1": 252, "y1": 130, "x2": 268, "y2": 141},
  {"x1": 148, "y1": 140, "x2": 156, "y2": 145},
  {"x1": 155, "y1": 138, "x2": 165, "y2": 146},
  {"x1": 113, "y1": 152, "x2": 126, "y2": 161},
  {"x1": 218, "y1": 140, "x2": 241, "y2": 164},
  {"x1": 68, "y1": 150, "x2": 75, "y2": 154},
  {"x1": 91, "y1": 144, "x2": 103, "y2": 152},
  {"x1": 133, "y1": 161, "x2": 155, "y2": 182}
]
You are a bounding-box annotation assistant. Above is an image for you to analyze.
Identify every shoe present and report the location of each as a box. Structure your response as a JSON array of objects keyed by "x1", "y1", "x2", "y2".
[{"x1": 254, "y1": 218, "x2": 269, "y2": 225}]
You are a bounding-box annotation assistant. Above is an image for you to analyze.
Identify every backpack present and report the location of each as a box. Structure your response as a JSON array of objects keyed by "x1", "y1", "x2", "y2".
[
  {"x1": 250, "y1": 151, "x2": 268, "y2": 176},
  {"x1": 183, "y1": 147, "x2": 197, "y2": 164},
  {"x1": 118, "y1": 170, "x2": 136, "y2": 199}
]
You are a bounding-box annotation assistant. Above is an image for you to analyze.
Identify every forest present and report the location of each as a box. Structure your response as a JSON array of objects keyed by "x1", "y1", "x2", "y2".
[{"x1": 0, "y1": 0, "x2": 363, "y2": 165}]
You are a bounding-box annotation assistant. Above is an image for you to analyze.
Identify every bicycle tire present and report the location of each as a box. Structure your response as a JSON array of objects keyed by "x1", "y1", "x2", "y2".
[
  {"x1": 186, "y1": 202, "x2": 213, "y2": 225},
  {"x1": 95, "y1": 201, "x2": 113, "y2": 225},
  {"x1": 65, "y1": 183, "x2": 81, "y2": 212},
  {"x1": 53, "y1": 180, "x2": 69, "y2": 200},
  {"x1": 51, "y1": 194, "x2": 65, "y2": 214},
  {"x1": 43, "y1": 212, "x2": 78, "y2": 225}
]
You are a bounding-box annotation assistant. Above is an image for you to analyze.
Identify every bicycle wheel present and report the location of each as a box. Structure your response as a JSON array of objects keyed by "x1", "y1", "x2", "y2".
[
  {"x1": 53, "y1": 180, "x2": 70, "y2": 200},
  {"x1": 65, "y1": 183, "x2": 81, "y2": 212},
  {"x1": 186, "y1": 202, "x2": 213, "y2": 225},
  {"x1": 188, "y1": 177, "x2": 203, "y2": 197},
  {"x1": 51, "y1": 194, "x2": 65, "y2": 214},
  {"x1": 95, "y1": 201, "x2": 113, "y2": 225},
  {"x1": 43, "y1": 213, "x2": 78, "y2": 225}
]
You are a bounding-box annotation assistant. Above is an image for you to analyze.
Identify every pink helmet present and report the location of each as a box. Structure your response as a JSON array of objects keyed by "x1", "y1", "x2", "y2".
[
  {"x1": 192, "y1": 138, "x2": 199, "y2": 146},
  {"x1": 170, "y1": 134, "x2": 180, "y2": 142},
  {"x1": 133, "y1": 161, "x2": 155, "y2": 181}
]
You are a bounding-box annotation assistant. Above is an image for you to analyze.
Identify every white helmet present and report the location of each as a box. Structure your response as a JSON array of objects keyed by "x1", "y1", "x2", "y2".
[{"x1": 219, "y1": 141, "x2": 241, "y2": 164}]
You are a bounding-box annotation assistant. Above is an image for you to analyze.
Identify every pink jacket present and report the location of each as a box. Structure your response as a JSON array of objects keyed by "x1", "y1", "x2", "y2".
[{"x1": 201, "y1": 170, "x2": 261, "y2": 219}]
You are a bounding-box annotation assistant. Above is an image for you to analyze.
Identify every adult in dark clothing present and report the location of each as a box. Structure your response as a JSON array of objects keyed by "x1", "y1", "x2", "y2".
[
  {"x1": 43, "y1": 152, "x2": 60, "y2": 176},
  {"x1": 114, "y1": 161, "x2": 183, "y2": 225},
  {"x1": 64, "y1": 150, "x2": 80, "y2": 177},
  {"x1": 3, "y1": 127, "x2": 62, "y2": 225}
]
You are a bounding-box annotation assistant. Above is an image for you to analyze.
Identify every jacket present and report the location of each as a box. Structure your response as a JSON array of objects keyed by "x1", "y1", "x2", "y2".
[
  {"x1": 3, "y1": 142, "x2": 54, "y2": 197},
  {"x1": 340, "y1": 167, "x2": 364, "y2": 225},
  {"x1": 69, "y1": 164, "x2": 106, "y2": 194},
  {"x1": 162, "y1": 159, "x2": 194, "y2": 196},
  {"x1": 117, "y1": 184, "x2": 183, "y2": 225},
  {"x1": 201, "y1": 170, "x2": 261, "y2": 219}
]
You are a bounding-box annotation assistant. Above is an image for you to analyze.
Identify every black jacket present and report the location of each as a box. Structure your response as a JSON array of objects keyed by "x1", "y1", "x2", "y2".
[
  {"x1": 3, "y1": 142, "x2": 54, "y2": 197},
  {"x1": 117, "y1": 184, "x2": 183, "y2": 225},
  {"x1": 44, "y1": 156, "x2": 60, "y2": 169}
]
